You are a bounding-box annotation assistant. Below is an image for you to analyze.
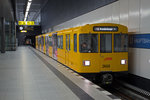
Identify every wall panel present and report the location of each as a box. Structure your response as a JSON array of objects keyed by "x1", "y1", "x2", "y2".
[
  {"x1": 128, "y1": 0, "x2": 140, "y2": 32},
  {"x1": 129, "y1": 48, "x2": 150, "y2": 79},
  {"x1": 112, "y1": 2, "x2": 119, "y2": 24},
  {"x1": 119, "y1": 0, "x2": 129, "y2": 27},
  {"x1": 104, "y1": 4, "x2": 112, "y2": 23},
  {"x1": 140, "y1": 0, "x2": 150, "y2": 33}
]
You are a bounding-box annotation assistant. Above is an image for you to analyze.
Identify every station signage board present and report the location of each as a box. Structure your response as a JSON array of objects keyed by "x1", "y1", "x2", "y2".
[
  {"x1": 18, "y1": 21, "x2": 34, "y2": 25},
  {"x1": 129, "y1": 34, "x2": 150, "y2": 49}
]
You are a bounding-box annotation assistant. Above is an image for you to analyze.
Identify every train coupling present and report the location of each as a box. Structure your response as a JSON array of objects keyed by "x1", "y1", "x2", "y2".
[{"x1": 100, "y1": 73, "x2": 113, "y2": 85}]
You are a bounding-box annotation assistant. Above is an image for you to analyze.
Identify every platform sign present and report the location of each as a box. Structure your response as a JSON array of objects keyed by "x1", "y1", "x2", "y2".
[
  {"x1": 18, "y1": 21, "x2": 26, "y2": 25},
  {"x1": 20, "y1": 30, "x2": 27, "y2": 32},
  {"x1": 18, "y1": 21, "x2": 34, "y2": 25},
  {"x1": 129, "y1": 34, "x2": 150, "y2": 49},
  {"x1": 27, "y1": 21, "x2": 34, "y2": 25}
]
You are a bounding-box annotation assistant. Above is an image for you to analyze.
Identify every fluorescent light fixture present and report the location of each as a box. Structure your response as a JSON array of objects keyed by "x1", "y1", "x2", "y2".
[
  {"x1": 24, "y1": 0, "x2": 32, "y2": 21},
  {"x1": 19, "y1": 26, "x2": 23, "y2": 30},
  {"x1": 26, "y1": 2, "x2": 31, "y2": 12},
  {"x1": 24, "y1": 12, "x2": 28, "y2": 18},
  {"x1": 24, "y1": 17, "x2": 27, "y2": 21},
  {"x1": 21, "y1": 30, "x2": 27, "y2": 33}
]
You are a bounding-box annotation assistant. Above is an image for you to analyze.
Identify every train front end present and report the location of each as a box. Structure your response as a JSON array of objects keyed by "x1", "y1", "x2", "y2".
[{"x1": 78, "y1": 23, "x2": 128, "y2": 84}]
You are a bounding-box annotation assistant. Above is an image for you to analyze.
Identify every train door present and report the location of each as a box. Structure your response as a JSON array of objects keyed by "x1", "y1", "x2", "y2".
[
  {"x1": 45, "y1": 36, "x2": 49, "y2": 55},
  {"x1": 38, "y1": 37, "x2": 40, "y2": 50},
  {"x1": 41, "y1": 36, "x2": 44, "y2": 52},
  {"x1": 65, "y1": 34, "x2": 70, "y2": 65},
  {"x1": 52, "y1": 33, "x2": 58, "y2": 60},
  {"x1": 100, "y1": 34, "x2": 112, "y2": 71}
]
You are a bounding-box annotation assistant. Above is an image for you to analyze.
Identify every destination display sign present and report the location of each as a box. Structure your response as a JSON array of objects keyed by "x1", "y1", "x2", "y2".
[
  {"x1": 18, "y1": 21, "x2": 34, "y2": 25},
  {"x1": 93, "y1": 26, "x2": 118, "y2": 32}
]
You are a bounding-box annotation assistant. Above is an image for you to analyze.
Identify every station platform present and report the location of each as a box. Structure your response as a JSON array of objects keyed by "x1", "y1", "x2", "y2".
[{"x1": 0, "y1": 46, "x2": 120, "y2": 100}]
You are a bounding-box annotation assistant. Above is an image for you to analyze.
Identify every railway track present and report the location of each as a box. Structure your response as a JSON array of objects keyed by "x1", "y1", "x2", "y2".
[{"x1": 100, "y1": 80, "x2": 150, "y2": 100}]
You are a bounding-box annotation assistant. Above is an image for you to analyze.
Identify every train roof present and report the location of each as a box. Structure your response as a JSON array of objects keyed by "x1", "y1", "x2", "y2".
[
  {"x1": 57, "y1": 23, "x2": 127, "y2": 32},
  {"x1": 37, "y1": 23, "x2": 128, "y2": 36}
]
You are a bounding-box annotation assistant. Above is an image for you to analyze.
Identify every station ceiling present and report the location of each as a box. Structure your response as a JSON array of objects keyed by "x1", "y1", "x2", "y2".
[
  {"x1": 1, "y1": 0, "x2": 117, "y2": 24},
  {"x1": 0, "y1": 0, "x2": 118, "y2": 24},
  {"x1": 16, "y1": 0, "x2": 47, "y2": 21}
]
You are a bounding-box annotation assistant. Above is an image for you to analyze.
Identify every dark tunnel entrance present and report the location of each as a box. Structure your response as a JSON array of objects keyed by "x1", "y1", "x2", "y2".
[{"x1": 16, "y1": 25, "x2": 41, "y2": 48}]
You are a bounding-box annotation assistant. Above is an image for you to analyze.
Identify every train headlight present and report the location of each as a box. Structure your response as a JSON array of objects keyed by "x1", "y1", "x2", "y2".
[
  {"x1": 121, "y1": 59, "x2": 127, "y2": 65},
  {"x1": 83, "y1": 60, "x2": 90, "y2": 66}
]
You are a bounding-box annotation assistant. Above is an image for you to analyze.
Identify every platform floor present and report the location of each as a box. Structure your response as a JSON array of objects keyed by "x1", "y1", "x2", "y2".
[{"x1": 0, "y1": 47, "x2": 120, "y2": 100}]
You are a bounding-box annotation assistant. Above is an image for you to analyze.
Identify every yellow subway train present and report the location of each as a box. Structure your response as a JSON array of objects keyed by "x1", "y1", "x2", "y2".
[{"x1": 36, "y1": 23, "x2": 128, "y2": 84}]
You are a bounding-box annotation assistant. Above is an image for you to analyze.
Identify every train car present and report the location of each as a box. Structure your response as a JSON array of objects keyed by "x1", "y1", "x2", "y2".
[{"x1": 36, "y1": 23, "x2": 128, "y2": 84}]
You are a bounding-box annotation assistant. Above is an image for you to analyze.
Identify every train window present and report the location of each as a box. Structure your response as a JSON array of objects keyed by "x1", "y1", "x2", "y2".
[
  {"x1": 45, "y1": 36, "x2": 48, "y2": 44},
  {"x1": 41, "y1": 36, "x2": 44, "y2": 47},
  {"x1": 49, "y1": 36, "x2": 52, "y2": 46},
  {"x1": 100, "y1": 34, "x2": 112, "y2": 53},
  {"x1": 114, "y1": 34, "x2": 128, "y2": 52},
  {"x1": 74, "y1": 34, "x2": 77, "y2": 52},
  {"x1": 45, "y1": 36, "x2": 49, "y2": 47},
  {"x1": 66, "y1": 35, "x2": 67, "y2": 50},
  {"x1": 57, "y1": 36, "x2": 61, "y2": 48},
  {"x1": 66, "y1": 34, "x2": 70, "y2": 51},
  {"x1": 38, "y1": 37, "x2": 41, "y2": 45},
  {"x1": 79, "y1": 34, "x2": 98, "y2": 53},
  {"x1": 69, "y1": 35, "x2": 70, "y2": 50},
  {"x1": 60, "y1": 36, "x2": 63, "y2": 49},
  {"x1": 57, "y1": 35, "x2": 63, "y2": 49},
  {"x1": 45, "y1": 36, "x2": 47, "y2": 44},
  {"x1": 38, "y1": 37, "x2": 41, "y2": 49}
]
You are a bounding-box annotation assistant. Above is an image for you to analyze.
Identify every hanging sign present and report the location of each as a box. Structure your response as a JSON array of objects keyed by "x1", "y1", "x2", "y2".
[{"x1": 18, "y1": 21, "x2": 34, "y2": 25}]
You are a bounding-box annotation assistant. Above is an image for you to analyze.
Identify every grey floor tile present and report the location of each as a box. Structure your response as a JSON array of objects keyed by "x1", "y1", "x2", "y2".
[
  {"x1": 0, "y1": 92, "x2": 5, "y2": 100},
  {"x1": 24, "y1": 92, "x2": 42, "y2": 100},
  {"x1": 5, "y1": 93, "x2": 24, "y2": 100},
  {"x1": 0, "y1": 47, "x2": 80, "y2": 100}
]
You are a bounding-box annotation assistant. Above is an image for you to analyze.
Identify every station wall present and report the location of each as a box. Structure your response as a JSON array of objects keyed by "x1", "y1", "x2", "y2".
[
  {"x1": 41, "y1": 0, "x2": 117, "y2": 31},
  {"x1": 53, "y1": 0, "x2": 150, "y2": 79}
]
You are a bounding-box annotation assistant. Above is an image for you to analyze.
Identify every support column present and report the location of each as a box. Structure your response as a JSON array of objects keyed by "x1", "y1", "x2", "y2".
[
  {"x1": 1, "y1": 17, "x2": 5, "y2": 53},
  {"x1": 10, "y1": 21, "x2": 12, "y2": 50},
  {"x1": 14, "y1": 22, "x2": 17, "y2": 50}
]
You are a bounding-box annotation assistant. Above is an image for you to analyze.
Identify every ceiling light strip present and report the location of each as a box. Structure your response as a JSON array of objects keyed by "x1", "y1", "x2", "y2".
[{"x1": 24, "y1": 0, "x2": 32, "y2": 21}]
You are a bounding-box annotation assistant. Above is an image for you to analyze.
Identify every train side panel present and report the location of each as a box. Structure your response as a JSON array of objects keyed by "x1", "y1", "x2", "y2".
[
  {"x1": 48, "y1": 33, "x2": 53, "y2": 57},
  {"x1": 35, "y1": 36, "x2": 38, "y2": 49},
  {"x1": 69, "y1": 29, "x2": 82, "y2": 72},
  {"x1": 57, "y1": 31, "x2": 65, "y2": 64},
  {"x1": 36, "y1": 23, "x2": 128, "y2": 74},
  {"x1": 43, "y1": 35, "x2": 46, "y2": 54}
]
